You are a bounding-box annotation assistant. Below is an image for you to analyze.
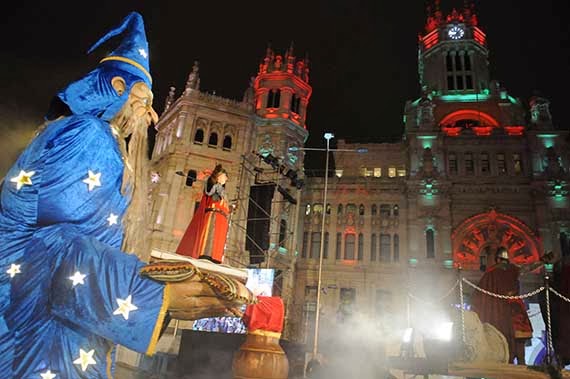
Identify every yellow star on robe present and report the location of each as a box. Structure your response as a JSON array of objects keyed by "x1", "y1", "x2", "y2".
[
  {"x1": 10, "y1": 170, "x2": 35, "y2": 190},
  {"x1": 6, "y1": 263, "x2": 21, "y2": 278},
  {"x1": 40, "y1": 369, "x2": 57, "y2": 379},
  {"x1": 68, "y1": 271, "x2": 86, "y2": 287},
  {"x1": 107, "y1": 213, "x2": 118, "y2": 226},
  {"x1": 73, "y1": 349, "x2": 96, "y2": 372},
  {"x1": 113, "y1": 295, "x2": 138, "y2": 320},
  {"x1": 82, "y1": 170, "x2": 101, "y2": 192}
]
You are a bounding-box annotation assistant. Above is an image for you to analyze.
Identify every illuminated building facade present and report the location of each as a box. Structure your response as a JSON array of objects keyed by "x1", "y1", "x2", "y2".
[
  {"x1": 149, "y1": 47, "x2": 311, "y2": 334},
  {"x1": 292, "y1": 2, "x2": 570, "y2": 349}
]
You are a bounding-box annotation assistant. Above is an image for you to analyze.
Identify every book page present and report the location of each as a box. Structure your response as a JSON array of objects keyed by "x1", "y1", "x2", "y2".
[{"x1": 150, "y1": 249, "x2": 248, "y2": 281}]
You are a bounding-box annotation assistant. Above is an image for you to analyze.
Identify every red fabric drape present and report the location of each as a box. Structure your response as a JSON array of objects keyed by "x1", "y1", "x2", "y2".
[{"x1": 243, "y1": 296, "x2": 284, "y2": 333}]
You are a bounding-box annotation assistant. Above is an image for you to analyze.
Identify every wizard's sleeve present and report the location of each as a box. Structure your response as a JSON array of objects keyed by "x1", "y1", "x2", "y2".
[
  {"x1": 49, "y1": 234, "x2": 170, "y2": 355},
  {"x1": 34, "y1": 115, "x2": 169, "y2": 354}
]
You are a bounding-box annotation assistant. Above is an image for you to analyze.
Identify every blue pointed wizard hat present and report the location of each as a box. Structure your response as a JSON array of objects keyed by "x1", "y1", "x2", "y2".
[{"x1": 49, "y1": 12, "x2": 153, "y2": 121}]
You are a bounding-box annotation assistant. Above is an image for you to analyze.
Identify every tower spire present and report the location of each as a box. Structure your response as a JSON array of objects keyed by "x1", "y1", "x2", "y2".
[{"x1": 286, "y1": 41, "x2": 295, "y2": 74}]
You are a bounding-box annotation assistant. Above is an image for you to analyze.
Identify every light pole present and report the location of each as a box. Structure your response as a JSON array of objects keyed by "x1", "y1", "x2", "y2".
[
  {"x1": 289, "y1": 133, "x2": 367, "y2": 361},
  {"x1": 312, "y1": 132, "x2": 333, "y2": 358}
]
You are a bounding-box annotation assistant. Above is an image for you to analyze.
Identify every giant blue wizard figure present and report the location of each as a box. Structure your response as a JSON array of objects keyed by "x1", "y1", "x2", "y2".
[{"x1": 0, "y1": 12, "x2": 253, "y2": 378}]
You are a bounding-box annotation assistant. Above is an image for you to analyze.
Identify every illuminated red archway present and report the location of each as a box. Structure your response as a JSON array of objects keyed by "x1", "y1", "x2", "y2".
[
  {"x1": 452, "y1": 209, "x2": 542, "y2": 270},
  {"x1": 440, "y1": 109, "x2": 500, "y2": 127}
]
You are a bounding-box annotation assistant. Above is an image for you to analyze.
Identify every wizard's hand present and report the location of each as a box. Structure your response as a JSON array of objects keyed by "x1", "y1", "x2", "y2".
[
  {"x1": 167, "y1": 277, "x2": 245, "y2": 320},
  {"x1": 140, "y1": 260, "x2": 256, "y2": 320}
]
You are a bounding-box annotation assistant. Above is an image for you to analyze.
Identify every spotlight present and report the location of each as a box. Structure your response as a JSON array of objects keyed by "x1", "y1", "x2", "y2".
[
  {"x1": 260, "y1": 154, "x2": 280, "y2": 170},
  {"x1": 175, "y1": 170, "x2": 197, "y2": 187},
  {"x1": 402, "y1": 327, "x2": 413, "y2": 344},
  {"x1": 285, "y1": 169, "x2": 298, "y2": 181},
  {"x1": 293, "y1": 178, "x2": 305, "y2": 190},
  {"x1": 433, "y1": 322, "x2": 453, "y2": 342},
  {"x1": 423, "y1": 321, "x2": 458, "y2": 363},
  {"x1": 399, "y1": 328, "x2": 414, "y2": 358},
  {"x1": 277, "y1": 185, "x2": 297, "y2": 204}
]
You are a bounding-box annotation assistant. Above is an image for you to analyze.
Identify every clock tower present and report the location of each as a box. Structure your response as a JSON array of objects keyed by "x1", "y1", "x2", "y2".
[{"x1": 418, "y1": 0, "x2": 489, "y2": 95}]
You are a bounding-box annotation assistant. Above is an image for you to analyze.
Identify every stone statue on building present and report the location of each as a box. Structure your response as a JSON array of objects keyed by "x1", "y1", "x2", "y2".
[
  {"x1": 530, "y1": 94, "x2": 553, "y2": 129},
  {"x1": 416, "y1": 94, "x2": 436, "y2": 129}
]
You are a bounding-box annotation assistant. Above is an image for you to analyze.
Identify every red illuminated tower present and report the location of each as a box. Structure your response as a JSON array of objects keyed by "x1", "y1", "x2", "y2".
[{"x1": 254, "y1": 43, "x2": 312, "y2": 132}]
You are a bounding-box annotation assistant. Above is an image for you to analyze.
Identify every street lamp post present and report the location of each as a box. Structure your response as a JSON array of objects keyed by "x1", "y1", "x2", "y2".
[
  {"x1": 312, "y1": 132, "x2": 333, "y2": 358},
  {"x1": 289, "y1": 134, "x2": 367, "y2": 363}
]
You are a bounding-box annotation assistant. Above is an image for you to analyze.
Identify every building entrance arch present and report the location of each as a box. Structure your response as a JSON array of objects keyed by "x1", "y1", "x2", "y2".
[{"x1": 452, "y1": 209, "x2": 542, "y2": 270}]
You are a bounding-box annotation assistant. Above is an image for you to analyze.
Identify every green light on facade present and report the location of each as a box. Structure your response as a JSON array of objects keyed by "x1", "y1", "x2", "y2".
[
  {"x1": 537, "y1": 134, "x2": 557, "y2": 149},
  {"x1": 408, "y1": 258, "x2": 418, "y2": 266},
  {"x1": 508, "y1": 95, "x2": 519, "y2": 105},
  {"x1": 403, "y1": 115, "x2": 407, "y2": 124},
  {"x1": 418, "y1": 135, "x2": 436, "y2": 149},
  {"x1": 545, "y1": 263, "x2": 554, "y2": 273},
  {"x1": 443, "y1": 259, "x2": 454, "y2": 269},
  {"x1": 439, "y1": 93, "x2": 491, "y2": 102}
]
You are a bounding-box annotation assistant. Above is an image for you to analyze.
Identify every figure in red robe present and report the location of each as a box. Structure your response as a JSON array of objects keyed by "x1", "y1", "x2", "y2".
[
  {"x1": 471, "y1": 246, "x2": 548, "y2": 364},
  {"x1": 177, "y1": 164, "x2": 234, "y2": 263}
]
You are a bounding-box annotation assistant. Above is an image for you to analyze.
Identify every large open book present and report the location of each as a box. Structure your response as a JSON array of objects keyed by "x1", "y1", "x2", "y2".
[{"x1": 150, "y1": 249, "x2": 248, "y2": 282}]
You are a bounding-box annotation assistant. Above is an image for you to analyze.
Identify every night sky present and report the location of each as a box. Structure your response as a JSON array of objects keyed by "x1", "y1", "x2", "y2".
[{"x1": 0, "y1": 1, "x2": 569, "y2": 174}]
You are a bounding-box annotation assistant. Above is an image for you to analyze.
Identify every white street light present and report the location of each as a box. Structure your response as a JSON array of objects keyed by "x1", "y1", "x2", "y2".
[
  {"x1": 289, "y1": 133, "x2": 367, "y2": 361},
  {"x1": 312, "y1": 132, "x2": 333, "y2": 359}
]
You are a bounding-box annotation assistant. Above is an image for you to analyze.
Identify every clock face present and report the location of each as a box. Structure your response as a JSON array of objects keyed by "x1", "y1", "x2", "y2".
[{"x1": 448, "y1": 26, "x2": 465, "y2": 40}]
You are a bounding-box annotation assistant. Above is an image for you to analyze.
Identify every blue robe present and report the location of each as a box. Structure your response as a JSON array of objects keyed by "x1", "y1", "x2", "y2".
[{"x1": 0, "y1": 115, "x2": 168, "y2": 378}]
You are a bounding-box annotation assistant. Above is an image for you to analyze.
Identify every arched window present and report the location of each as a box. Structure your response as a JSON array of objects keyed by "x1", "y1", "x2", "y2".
[
  {"x1": 358, "y1": 233, "x2": 364, "y2": 261},
  {"x1": 426, "y1": 229, "x2": 435, "y2": 258},
  {"x1": 222, "y1": 135, "x2": 232, "y2": 150},
  {"x1": 310, "y1": 232, "x2": 321, "y2": 259},
  {"x1": 335, "y1": 233, "x2": 342, "y2": 259},
  {"x1": 208, "y1": 132, "x2": 218, "y2": 146},
  {"x1": 380, "y1": 234, "x2": 391, "y2": 262},
  {"x1": 359, "y1": 204, "x2": 365, "y2": 216},
  {"x1": 393, "y1": 234, "x2": 399, "y2": 262},
  {"x1": 325, "y1": 203, "x2": 331, "y2": 215},
  {"x1": 290, "y1": 94, "x2": 301, "y2": 114},
  {"x1": 393, "y1": 204, "x2": 399, "y2": 217},
  {"x1": 345, "y1": 234, "x2": 355, "y2": 260},
  {"x1": 266, "y1": 89, "x2": 281, "y2": 108},
  {"x1": 301, "y1": 232, "x2": 308, "y2": 258},
  {"x1": 337, "y1": 204, "x2": 343, "y2": 215},
  {"x1": 194, "y1": 128, "x2": 204, "y2": 144},
  {"x1": 371, "y1": 204, "x2": 377, "y2": 216},
  {"x1": 323, "y1": 232, "x2": 329, "y2": 259},
  {"x1": 371, "y1": 233, "x2": 377, "y2": 261},
  {"x1": 305, "y1": 204, "x2": 311, "y2": 215}
]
